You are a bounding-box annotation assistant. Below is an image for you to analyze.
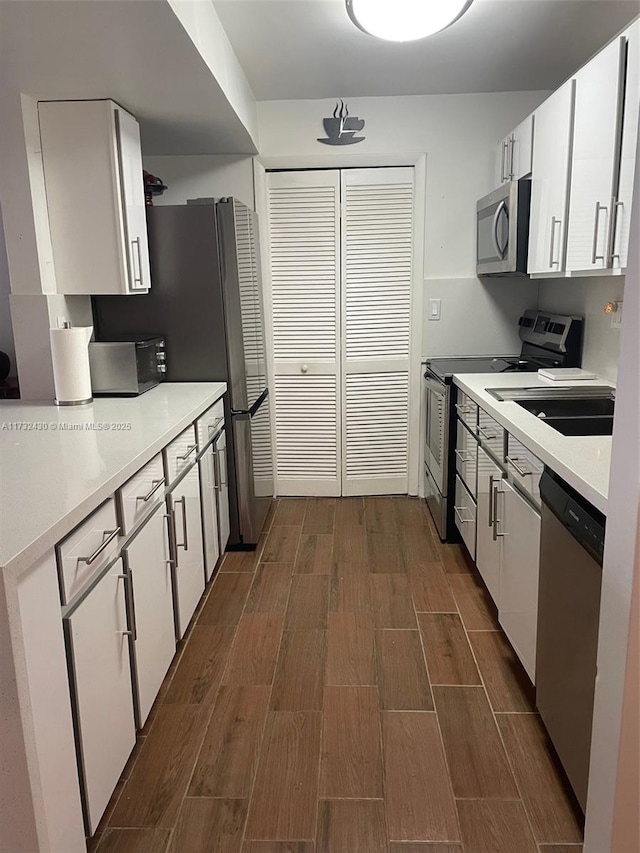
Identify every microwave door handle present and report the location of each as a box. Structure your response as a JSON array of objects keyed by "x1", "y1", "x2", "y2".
[{"x1": 491, "y1": 200, "x2": 507, "y2": 259}]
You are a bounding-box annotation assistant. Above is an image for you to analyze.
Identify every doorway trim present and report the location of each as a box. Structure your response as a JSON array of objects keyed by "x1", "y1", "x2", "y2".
[{"x1": 254, "y1": 152, "x2": 426, "y2": 497}]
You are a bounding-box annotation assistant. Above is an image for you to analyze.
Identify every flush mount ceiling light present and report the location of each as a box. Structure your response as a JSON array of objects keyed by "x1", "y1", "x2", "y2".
[{"x1": 346, "y1": 0, "x2": 474, "y2": 42}]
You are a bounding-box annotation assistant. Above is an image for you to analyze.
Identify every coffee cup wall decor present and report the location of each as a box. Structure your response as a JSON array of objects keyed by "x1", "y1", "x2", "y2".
[{"x1": 318, "y1": 100, "x2": 365, "y2": 145}]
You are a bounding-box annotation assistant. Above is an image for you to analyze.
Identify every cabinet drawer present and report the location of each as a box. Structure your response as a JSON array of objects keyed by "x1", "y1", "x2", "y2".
[
  {"x1": 454, "y1": 390, "x2": 478, "y2": 431},
  {"x1": 57, "y1": 498, "x2": 120, "y2": 604},
  {"x1": 454, "y1": 475, "x2": 477, "y2": 560},
  {"x1": 118, "y1": 454, "x2": 165, "y2": 535},
  {"x1": 455, "y1": 418, "x2": 478, "y2": 497},
  {"x1": 164, "y1": 425, "x2": 198, "y2": 486},
  {"x1": 477, "y1": 408, "x2": 506, "y2": 460},
  {"x1": 196, "y1": 400, "x2": 225, "y2": 452},
  {"x1": 506, "y1": 434, "x2": 543, "y2": 504}
]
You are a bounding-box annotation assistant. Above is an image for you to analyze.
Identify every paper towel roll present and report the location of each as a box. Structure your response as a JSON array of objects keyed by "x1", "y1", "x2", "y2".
[{"x1": 50, "y1": 325, "x2": 94, "y2": 405}]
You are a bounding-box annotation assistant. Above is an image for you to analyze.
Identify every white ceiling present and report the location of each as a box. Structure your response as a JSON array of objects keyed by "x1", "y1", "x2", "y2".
[
  {"x1": 0, "y1": 1, "x2": 258, "y2": 155},
  {"x1": 214, "y1": 0, "x2": 640, "y2": 100}
]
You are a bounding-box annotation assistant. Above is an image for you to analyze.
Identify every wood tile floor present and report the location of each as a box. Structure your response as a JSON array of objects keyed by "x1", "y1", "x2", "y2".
[{"x1": 91, "y1": 497, "x2": 584, "y2": 853}]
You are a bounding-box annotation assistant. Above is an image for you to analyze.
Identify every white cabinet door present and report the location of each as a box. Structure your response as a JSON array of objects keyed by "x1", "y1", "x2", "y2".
[
  {"x1": 476, "y1": 447, "x2": 503, "y2": 605},
  {"x1": 116, "y1": 107, "x2": 151, "y2": 292},
  {"x1": 123, "y1": 511, "x2": 176, "y2": 727},
  {"x1": 169, "y1": 465, "x2": 205, "y2": 639},
  {"x1": 495, "y1": 115, "x2": 533, "y2": 184},
  {"x1": 612, "y1": 19, "x2": 640, "y2": 270},
  {"x1": 498, "y1": 480, "x2": 541, "y2": 683},
  {"x1": 39, "y1": 99, "x2": 150, "y2": 295},
  {"x1": 510, "y1": 115, "x2": 534, "y2": 180},
  {"x1": 454, "y1": 474, "x2": 477, "y2": 561},
  {"x1": 64, "y1": 557, "x2": 136, "y2": 835},
  {"x1": 566, "y1": 38, "x2": 626, "y2": 273},
  {"x1": 200, "y1": 443, "x2": 221, "y2": 582},
  {"x1": 528, "y1": 80, "x2": 576, "y2": 275},
  {"x1": 214, "y1": 428, "x2": 231, "y2": 553}
]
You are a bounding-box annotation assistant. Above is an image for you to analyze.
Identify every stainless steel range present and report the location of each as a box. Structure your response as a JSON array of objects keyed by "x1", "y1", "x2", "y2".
[{"x1": 423, "y1": 310, "x2": 583, "y2": 541}]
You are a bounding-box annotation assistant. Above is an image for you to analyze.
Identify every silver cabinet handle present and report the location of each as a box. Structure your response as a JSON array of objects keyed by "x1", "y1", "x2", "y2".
[
  {"x1": 174, "y1": 497, "x2": 188, "y2": 550},
  {"x1": 212, "y1": 447, "x2": 221, "y2": 492},
  {"x1": 508, "y1": 134, "x2": 516, "y2": 180},
  {"x1": 207, "y1": 417, "x2": 224, "y2": 436},
  {"x1": 609, "y1": 199, "x2": 624, "y2": 262},
  {"x1": 591, "y1": 201, "x2": 608, "y2": 264},
  {"x1": 501, "y1": 140, "x2": 508, "y2": 182},
  {"x1": 136, "y1": 478, "x2": 165, "y2": 503},
  {"x1": 178, "y1": 444, "x2": 198, "y2": 461},
  {"x1": 454, "y1": 505, "x2": 473, "y2": 525},
  {"x1": 217, "y1": 448, "x2": 227, "y2": 486},
  {"x1": 477, "y1": 425, "x2": 496, "y2": 441},
  {"x1": 492, "y1": 482, "x2": 506, "y2": 541},
  {"x1": 130, "y1": 237, "x2": 144, "y2": 289},
  {"x1": 77, "y1": 527, "x2": 121, "y2": 565},
  {"x1": 454, "y1": 448, "x2": 474, "y2": 463},
  {"x1": 455, "y1": 403, "x2": 473, "y2": 416},
  {"x1": 506, "y1": 455, "x2": 531, "y2": 477},
  {"x1": 117, "y1": 572, "x2": 137, "y2": 641},
  {"x1": 549, "y1": 216, "x2": 561, "y2": 267},
  {"x1": 488, "y1": 474, "x2": 495, "y2": 527}
]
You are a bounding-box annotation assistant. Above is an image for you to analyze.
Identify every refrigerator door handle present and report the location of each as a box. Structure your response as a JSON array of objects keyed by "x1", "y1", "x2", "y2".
[{"x1": 231, "y1": 387, "x2": 269, "y2": 420}]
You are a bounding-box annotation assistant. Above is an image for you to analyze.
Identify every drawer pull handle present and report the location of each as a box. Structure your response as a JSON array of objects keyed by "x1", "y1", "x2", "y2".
[
  {"x1": 492, "y1": 482, "x2": 506, "y2": 540},
  {"x1": 506, "y1": 455, "x2": 531, "y2": 477},
  {"x1": 174, "y1": 497, "x2": 189, "y2": 550},
  {"x1": 454, "y1": 505, "x2": 474, "y2": 525},
  {"x1": 178, "y1": 444, "x2": 198, "y2": 461},
  {"x1": 477, "y1": 425, "x2": 497, "y2": 441},
  {"x1": 454, "y1": 448, "x2": 474, "y2": 463},
  {"x1": 207, "y1": 417, "x2": 224, "y2": 435},
  {"x1": 137, "y1": 478, "x2": 165, "y2": 503},
  {"x1": 78, "y1": 527, "x2": 121, "y2": 565},
  {"x1": 455, "y1": 403, "x2": 473, "y2": 416}
]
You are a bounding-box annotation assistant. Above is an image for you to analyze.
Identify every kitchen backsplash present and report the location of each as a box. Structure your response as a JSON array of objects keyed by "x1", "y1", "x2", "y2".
[
  {"x1": 422, "y1": 276, "x2": 539, "y2": 357},
  {"x1": 537, "y1": 275, "x2": 624, "y2": 383}
]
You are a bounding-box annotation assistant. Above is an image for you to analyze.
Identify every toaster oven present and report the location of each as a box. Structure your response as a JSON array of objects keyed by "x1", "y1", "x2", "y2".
[{"x1": 88, "y1": 336, "x2": 166, "y2": 396}]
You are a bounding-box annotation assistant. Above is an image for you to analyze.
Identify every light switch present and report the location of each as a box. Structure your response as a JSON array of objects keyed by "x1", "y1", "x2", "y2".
[{"x1": 428, "y1": 299, "x2": 441, "y2": 321}]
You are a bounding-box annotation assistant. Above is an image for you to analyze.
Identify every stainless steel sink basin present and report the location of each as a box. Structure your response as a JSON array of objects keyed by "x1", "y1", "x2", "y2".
[{"x1": 485, "y1": 386, "x2": 615, "y2": 436}]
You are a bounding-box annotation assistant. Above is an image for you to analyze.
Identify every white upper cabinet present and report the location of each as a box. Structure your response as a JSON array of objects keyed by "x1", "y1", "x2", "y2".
[
  {"x1": 39, "y1": 99, "x2": 151, "y2": 295},
  {"x1": 527, "y1": 80, "x2": 576, "y2": 276},
  {"x1": 495, "y1": 114, "x2": 534, "y2": 185},
  {"x1": 565, "y1": 38, "x2": 626, "y2": 273},
  {"x1": 612, "y1": 19, "x2": 640, "y2": 270}
]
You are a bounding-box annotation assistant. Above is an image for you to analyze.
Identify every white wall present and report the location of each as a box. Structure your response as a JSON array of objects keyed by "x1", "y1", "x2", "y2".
[
  {"x1": 422, "y1": 277, "x2": 539, "y2": 357},
  {"x1": 143, "y1": 155, "x2": 255, "y2": 209},
  {"x1": 257, "y1": 91, "x2": 547, "y2": 355},
  {"x1": 537, "y1": 276, "x2": 624, "y2": 382},
  {"x1": 0, "y1": 207, "x2": 16, "y2": 377}
]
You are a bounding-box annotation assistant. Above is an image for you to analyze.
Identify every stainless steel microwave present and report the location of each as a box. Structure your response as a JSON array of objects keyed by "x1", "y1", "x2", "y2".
[{"x1": 476, "y1": 179, "x2": 531, "y2": 276}]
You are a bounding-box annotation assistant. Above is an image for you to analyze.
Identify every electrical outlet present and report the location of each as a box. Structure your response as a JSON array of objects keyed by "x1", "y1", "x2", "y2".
[{"x1": 611, "y1": 301, "x2": 623, "y2": 329}]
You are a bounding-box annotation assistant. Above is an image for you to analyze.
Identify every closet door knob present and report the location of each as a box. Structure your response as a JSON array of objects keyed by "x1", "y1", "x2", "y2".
[{"x1": 301, "y1": 364, "x2": 309, "y2": 374}]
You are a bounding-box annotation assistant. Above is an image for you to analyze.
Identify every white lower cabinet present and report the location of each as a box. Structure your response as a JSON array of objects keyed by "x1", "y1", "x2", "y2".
[
  {"x1": 64, "y1": 557, "x2": 136, "y2": 835},
  {"x1": 123, "y1": 512, "x2": 176, "y2": 727},
  {"x1": 476, "y1": 446, "x2": 503, "y2": 603},
  {"x1": 497, "y1": 480, "x2": 541, "y2": 683},
  {"x1": 454, "y1": 474, "x2": 477, "y2": 560},
  {"x1": 168, "y1": 466, "x2": 205, "y2": 639},
  {"x1": 214, "y1": 428, "x2": 231, "y2": 553}
]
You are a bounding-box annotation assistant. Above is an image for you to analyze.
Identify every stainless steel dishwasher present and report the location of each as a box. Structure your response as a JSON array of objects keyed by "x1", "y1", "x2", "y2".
[{"x1": 536, "y1": 469, "x2": 606, "y2": 812}]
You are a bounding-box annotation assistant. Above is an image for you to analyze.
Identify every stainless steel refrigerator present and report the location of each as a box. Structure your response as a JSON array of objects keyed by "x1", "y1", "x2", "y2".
[{"x1": 92, "y1": 198, "x2": 274, "y2": 548}]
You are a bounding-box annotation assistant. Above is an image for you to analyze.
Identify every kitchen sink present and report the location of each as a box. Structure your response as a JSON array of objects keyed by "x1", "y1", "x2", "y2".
[{"x1": 485, "y1": 386, "x2": 615, "y2": 436}]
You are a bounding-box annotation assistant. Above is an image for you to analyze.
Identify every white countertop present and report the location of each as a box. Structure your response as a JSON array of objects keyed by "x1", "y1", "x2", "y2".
[
  {"x1": 0, "y1": 382, "x2": 226, "y2": 579},
  {"x1": 453, "y1": 373, "x2": 613, "y2": 515}
]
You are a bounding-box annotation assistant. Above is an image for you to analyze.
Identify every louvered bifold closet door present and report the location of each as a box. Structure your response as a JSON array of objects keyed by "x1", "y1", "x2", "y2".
[
  {"x1": 341, "y1": 168, "x2": 414, "y2": 496},
  {"x1": 267, "y1": 171, "x2": 341, "y2": 496}
]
